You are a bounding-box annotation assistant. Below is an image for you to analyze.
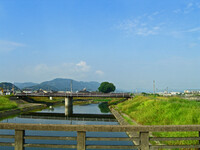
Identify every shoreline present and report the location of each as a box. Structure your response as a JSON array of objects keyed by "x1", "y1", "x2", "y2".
[
  {"x1": 109, "y1": 107, "x2": 140, "y2": 145},
  {"x1": 0, "y1": 103, "x2": 47, "y2": 119}
]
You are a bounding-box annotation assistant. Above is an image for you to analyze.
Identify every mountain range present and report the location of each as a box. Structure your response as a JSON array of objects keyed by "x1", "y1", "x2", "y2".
[
  {"x1": 14, "y1": 78, "x2": 100, "y2": 92},
  {"x1": 15, "y1": 82, "x2": 38, "y2": 89}
]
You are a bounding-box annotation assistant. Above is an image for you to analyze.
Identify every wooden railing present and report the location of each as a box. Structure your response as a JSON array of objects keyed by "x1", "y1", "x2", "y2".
[{"x1": 1, "y1": 123, "x2": 200, "y2": 150}]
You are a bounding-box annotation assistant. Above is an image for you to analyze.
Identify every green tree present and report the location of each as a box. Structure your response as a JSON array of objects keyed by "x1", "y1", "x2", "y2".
[{"x1": 98, "y1": 82, "x2": 116, "y2": 93}]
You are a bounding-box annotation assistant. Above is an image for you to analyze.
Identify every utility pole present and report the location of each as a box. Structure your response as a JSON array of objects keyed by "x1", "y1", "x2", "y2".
[
  {"x1": 153, "y1": 80, "x2": 155, "y2": 94},
  {"x1": 166, "y1": 87, "x2": 168, "y2": 94},
  {"x1": 70, "y1": 80, "x2": 73, "y2": 93},
  {"x1": 12, "y1": 82, "x2": 15, "y2": 94}
]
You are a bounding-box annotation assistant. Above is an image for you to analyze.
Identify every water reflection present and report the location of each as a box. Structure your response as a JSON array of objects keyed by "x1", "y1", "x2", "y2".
[{"x1": 0, "y1": 103, "x2": 134, "y2": 150}]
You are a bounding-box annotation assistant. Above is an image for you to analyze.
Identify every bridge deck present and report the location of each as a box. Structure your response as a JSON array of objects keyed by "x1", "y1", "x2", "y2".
[{"x1": 16, "y1": 92, "x2": 131, "y2": 98}]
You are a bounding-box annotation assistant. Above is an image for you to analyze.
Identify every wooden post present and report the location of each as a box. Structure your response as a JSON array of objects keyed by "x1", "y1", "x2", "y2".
[
  {"x1": 15, "y1": 130, "x2": 24, "y2": 150},
  {"x1": 77, "y1": 131, "x2": 86, "y2": 150},
  {"x1": 140, "y1": 132, "x2": 149, "y2": 150}
]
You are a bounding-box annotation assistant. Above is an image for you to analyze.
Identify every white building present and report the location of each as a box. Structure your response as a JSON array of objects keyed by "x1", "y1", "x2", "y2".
[{"x1": 170, "y1": 92, "x2": 181, "y2": 95}]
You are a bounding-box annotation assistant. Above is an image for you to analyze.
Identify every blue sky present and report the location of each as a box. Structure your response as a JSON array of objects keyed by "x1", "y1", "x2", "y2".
[{"x1": 0, "y1": 0, "x2": 200, "y2": 92}]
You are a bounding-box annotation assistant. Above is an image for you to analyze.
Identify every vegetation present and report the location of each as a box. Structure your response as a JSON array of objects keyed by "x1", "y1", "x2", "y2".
[
  {"x1": 116, "y1": 96, "x2": 200, "y2": 125},
  {"x1": 115, "y1": 96, "x2": 200, "y2": 146},
  {"x1": 0, "y1": 96, "x2": 18, "y2": 111},
  {"x1": 108, "y1": 98, "x2": 126, "y2": 105},
  {"x1": 98, "y1": 82, "x2": 116, "y2": 93},
  {"x1": 30, "y1": 97, "x2": 63, "y2": 103},
  {"x1": 122, "y1": 115, "x2": 135, "y2": 125},
  {"x1": 73, "y1": 97, "x2": 125, "y2": 105}
]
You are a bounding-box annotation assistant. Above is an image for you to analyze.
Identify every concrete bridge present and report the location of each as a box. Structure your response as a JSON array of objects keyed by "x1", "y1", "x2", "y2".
[
  {"x1": 1, "y1": 123, "x2": 200, "y2": 150},
  {"x1": 15, "y1": 92, "x2": 131, "y2": 116},
  {"x1": 15, "y1": 92, "x2": 131, "y2": 98}
]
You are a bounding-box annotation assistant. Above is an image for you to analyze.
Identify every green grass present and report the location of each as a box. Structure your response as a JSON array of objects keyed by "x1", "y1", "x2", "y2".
[
  {"x1": 122, "y1": 115, "x2": 136, "y2": 125},
  {"x1": 116, "y1": 96, "x2": 200, "y2": 146},
  {"x1": 116, "y1": 96, "x2": 200, "y2": 125},
  {"x1": 30, "y1": 97, "x2": 64, "y2": 103},
  {"x1": 92, "y1": 98, "x2": 113, "y2": 102},
  {"x1": 0, "y1": 96, "x2": 18, "y2": 111},
  {"x1": 108, "y1": 98, "x2": 125, "y2": 105}
]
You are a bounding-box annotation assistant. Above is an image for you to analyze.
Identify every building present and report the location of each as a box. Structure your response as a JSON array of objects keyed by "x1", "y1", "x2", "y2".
[
  {"x1": 22, "y1": 89, "x2": 33, "y2": 94},
  {"x1": 78, "y1": 88, "x2": 90, "y2": 93}
]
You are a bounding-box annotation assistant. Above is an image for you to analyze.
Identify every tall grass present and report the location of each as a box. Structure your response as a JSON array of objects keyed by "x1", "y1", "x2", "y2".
[
  {"x1": 0, "y1": 96, "x2": 18, "y2": 111},
  {"x1": 117, "y1": 96, "x2": 200, "y2": 125},
  {"x1": 116, "y1": 96, "x2": 200, "y2": 146}
]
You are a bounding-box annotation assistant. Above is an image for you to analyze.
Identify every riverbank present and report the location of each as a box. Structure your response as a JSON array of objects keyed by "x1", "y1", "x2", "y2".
[
  {"x1": 0, "y1": 96, "x2": 52, "y2": 119},
  {"x1": 116, "y1": 96, "x2": 200, "y2": 125},
  {"x1": 110, "y1": 107, "x2": 140, "y2": 145},
  {"x1": 0, "y1": 103, "x2": 47, "y2": 119},
  {"x1": 0, "y1": 96, "x2": 18, "y2": 111},
  {"x1": 114, "y1": 95, "x2": 200, "y2": 146}
]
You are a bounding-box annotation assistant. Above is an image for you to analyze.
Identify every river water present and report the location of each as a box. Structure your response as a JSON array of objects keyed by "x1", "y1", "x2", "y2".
[{"x1": 0, "y1": 103, "x2": 134, "y2": 150}]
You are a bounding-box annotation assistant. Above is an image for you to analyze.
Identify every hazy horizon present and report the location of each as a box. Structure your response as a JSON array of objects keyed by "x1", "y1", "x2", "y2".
[{"x1": 1, "y1": 0, "x2": 200, "y2": 91}]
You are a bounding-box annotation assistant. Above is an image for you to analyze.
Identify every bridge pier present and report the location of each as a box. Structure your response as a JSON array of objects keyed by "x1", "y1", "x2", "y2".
[{"x1": 65, "y1": 97, "x2": 73, "y2": 116}]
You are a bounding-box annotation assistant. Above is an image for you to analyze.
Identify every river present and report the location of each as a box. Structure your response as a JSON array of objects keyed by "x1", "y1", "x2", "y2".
[{"x1": 0, "y1": 103, "x2": 134, "y2": 150}]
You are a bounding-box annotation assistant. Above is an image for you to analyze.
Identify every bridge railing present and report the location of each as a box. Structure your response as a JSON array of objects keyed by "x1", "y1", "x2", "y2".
[
  {"x1": 15, "y1": 92, "x2": 131, "y2": 98},
  {"x1": 1, "y1": 123, "x2": 200, "y2": 150}
]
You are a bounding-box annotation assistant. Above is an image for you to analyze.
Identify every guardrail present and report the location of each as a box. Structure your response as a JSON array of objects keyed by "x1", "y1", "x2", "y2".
[{"x1": 1, "y1": 123, "x2": 200, "y2": 150}]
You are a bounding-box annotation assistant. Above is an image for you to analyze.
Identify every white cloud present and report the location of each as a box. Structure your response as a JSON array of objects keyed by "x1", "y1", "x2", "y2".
[
  {"x1": 189, "y1": 42, "x2": 198, "y2": 48},
  {"x1": 173, "y1": 9, "x2": 181, "y2": 14},
  {"x1": 95, "y1": 70, "x2": 104, "y2": 76},
  {"x1": 35, "y1": 64, "x2": 49, "y2": 72},
  {"x1": 170, "y1": 27, "x2": 200, "y2": 39},
  {"x1": 76, "y1": 61, "x2": 90, "y2": 72},
  {"x1": 23, "y1": 61, "x2": 94, "y2": 82},
  {"x1": 185, "y1": 27, "x2": 200, "y2": 32},
  {"x1": 173, "y1": 2, "x2": 200, "y2": 14},
  {"x1": 33, "y1": 61, "x2": 90, "y2": 76},
  {"x1": 0, "y1": 40, "x2": 25, "y2": 52},
  {"x1": 117, "y1": 12, "x2": 163, "y2": 36}
]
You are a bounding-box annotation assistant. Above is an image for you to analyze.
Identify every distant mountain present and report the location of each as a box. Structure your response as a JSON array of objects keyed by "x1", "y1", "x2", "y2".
[
  {"x1": 14, "y1": 82, "x2": 38, "y2": 89},
  {"x1": 0, "y1": 82, "x2": 21, "y2": 91},
  {"x1": 26, "y1": 78, "x2": 100, "y2": 92}
]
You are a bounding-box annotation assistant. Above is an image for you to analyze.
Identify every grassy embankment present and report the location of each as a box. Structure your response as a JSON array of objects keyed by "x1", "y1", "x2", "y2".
[
  {"x1": 30, "y1": 97, "x2": 64, "y2": 103},
  {"x1": 115, "y1": 96, "x2": 200, "y2": 146},
  {"x1": 0, "y1": 96, "x2": 18, "y2": 111},
  {"x1": 73, "y1": 97, "x2": 126, "y2": 105}
]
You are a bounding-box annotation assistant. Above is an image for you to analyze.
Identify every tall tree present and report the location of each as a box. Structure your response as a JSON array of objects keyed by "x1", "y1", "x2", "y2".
[{"x1": 98, "y1": 82, "x2": 116, "y2": 93}]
